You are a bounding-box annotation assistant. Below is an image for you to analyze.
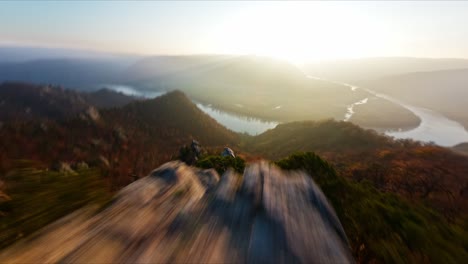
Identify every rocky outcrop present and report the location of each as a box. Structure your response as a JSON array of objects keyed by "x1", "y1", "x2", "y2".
[
  {"x1": 221, "y1": 147, "x2": 236, "y2": 158},
  {"x1": 0, "y1": 161, "x2": 352, "y2": 263}
]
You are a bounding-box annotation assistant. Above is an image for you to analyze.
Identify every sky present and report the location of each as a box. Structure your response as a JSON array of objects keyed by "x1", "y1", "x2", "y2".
[{"x1": 1, "y1": 1, "x2": 468, "y2": 63}]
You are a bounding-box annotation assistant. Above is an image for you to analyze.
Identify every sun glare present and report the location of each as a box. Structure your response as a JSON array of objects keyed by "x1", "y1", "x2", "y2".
[{"x1": 210, "y1": 3, "x2": 393, "y2": 64}]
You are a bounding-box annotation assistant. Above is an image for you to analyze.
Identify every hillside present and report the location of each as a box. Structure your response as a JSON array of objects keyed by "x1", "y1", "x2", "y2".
[
  {"x1": 102, "y1": 90, "x2": 238, "y2": 147},
  {"x1": 247, "y1": 120, "x2": 468, "y2": 222},
  {"x1": 0, "y1": 85, "x2": 237, "y2": 187},
  {"x1": 124, "y1": 55, "x2": 422, "y2": 131},
  {"x1": 0, "y1": 53, "x2": 421, "y2": 131},
  {"x1": 0, "y1": 86, "x2": 238, "y2": 251},
  {"x1": 357, "y1": 68, "x2": 468, "y2": 130},
  {"x1": 0, "y1": 82, "x2": 92, "y2": 120},
  {"x1": 121, "y1": 55, "x2": 235, "y2": 83},
  {"x1": 0, "y1": 82, "x2": 137, "y2": 121},
  {"x1": 345, "y1": 95, "x2": 421, "y2": 131},
  {"x1": 124, "y1": 55, "x2": 366, "y2": 123},
  {"x1": 453, "y1": 142, "x2": 468, "y2": 156},
  {"x1": 0, "y1": 55, "x2": 360, "y2": 122},
  {"x1": 276, "y1": 153, "x2": 467, "y2": 263},
  {"x1": 86, "y1": 88, "x2": 138, "y2": 108},
  {"x1": 246, "y1": 120, "x2": 394, "y2": 158}
]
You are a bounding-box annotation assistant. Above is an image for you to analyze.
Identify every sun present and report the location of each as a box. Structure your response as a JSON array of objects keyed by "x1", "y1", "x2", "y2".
[{"x1": 209, "y1": 2, "x2": 390, "y2": 64}]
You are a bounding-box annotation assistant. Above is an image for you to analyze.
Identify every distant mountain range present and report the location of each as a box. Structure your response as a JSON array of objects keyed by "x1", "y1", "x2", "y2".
[
  {"x1": 0, "y1": 82, "x2": 137, "y2": 120},
  {"x1": 306, "y1": 57, "x2": 468, "y2": 82},
  {"x1": 123, "y1": 55, "x2": 366, "y2": 122},
  {"x1": 0, "y1": 45, "x2": 141, "y2": 64},
  {"x1": 1, "y1": 46, "x2": 468, "y2": 134},
  {"x1": 0, "y1": 59, "x2": 130, "y2": 90},
  {"x1": 0, "y1": 46, "x2": 424, "y2": 131}
]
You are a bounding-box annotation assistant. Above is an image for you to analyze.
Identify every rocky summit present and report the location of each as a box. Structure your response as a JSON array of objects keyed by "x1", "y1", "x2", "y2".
[{"x1": 0, "y1": 161, "x2": 352, "y2": 263}]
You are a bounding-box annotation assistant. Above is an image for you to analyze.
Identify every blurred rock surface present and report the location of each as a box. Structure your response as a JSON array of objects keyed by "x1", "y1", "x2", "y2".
[{"x1": 0, "y1": 161, "x2": 352, "y2": 263}]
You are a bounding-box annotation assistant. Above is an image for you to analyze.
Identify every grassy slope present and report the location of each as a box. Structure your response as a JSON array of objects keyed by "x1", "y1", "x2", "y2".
[{"x1": 0, "y1": 160, "x2": 111, "y2": 249}]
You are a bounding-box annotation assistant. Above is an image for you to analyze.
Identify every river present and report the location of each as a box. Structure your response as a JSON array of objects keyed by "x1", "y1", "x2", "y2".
[
  {"x1": 103, "y1": 83, "x2": 468, "y2": 146},
  {"x1": 305, "y1": 76, "x2": 364, "y2": 122},
  {"x1": 196, "y1": 104, "x2": 278, "y2": 135},
  {"x1": 102, "y1": 84, "x2": 278, "y2": 135},
  {"x1": 338, "y1": 82, "x2": 468, "y2": 147},
  {"x1": 344, "y1": 97, "x2": 368, "y2": 121}
]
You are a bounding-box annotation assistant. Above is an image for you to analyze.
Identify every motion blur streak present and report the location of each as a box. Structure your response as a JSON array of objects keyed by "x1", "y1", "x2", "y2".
[{"x1": 0, "y1": 161, "x2": 351, "y2": 263}]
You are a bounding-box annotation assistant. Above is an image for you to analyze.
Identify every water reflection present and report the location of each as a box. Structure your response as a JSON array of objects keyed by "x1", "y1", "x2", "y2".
[
  {"x1": 100, "y1": 84, "x2": 278, "y2": 135},
  {"x1": 385, "y1": 104, "x2": 468, "y2": 147},
  {"x1": 366, "y1": 89, "x2": 468, "y2": 146},
  {"x1": 196, "y1": 103, "x2": 278, "y2": 135},
  {"x1": 344, "y1": 97, "x2": 368, "y2": 121},
  {"x1": 303, "y1": 77, "x2": 468, "y2": 146}
]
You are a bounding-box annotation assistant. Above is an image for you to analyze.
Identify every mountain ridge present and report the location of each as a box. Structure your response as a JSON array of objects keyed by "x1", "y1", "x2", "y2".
[
  {"x1": 0, "y1": 84, "x2": 237, "y2": 186},
  {"x1": 0, "y1": 82, "x2": 137, "y2": 121}
]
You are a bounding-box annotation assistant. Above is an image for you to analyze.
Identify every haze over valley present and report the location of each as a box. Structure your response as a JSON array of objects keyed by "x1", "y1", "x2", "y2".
[{"x1": 3, "y1": 47, "x2": 468, "y2": 146}]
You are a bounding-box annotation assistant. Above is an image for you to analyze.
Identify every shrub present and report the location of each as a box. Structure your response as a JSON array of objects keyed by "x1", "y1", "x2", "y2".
[
  {"x1": 276, "y1": 152, "x2": 467, "y2": 263},
  {"x1": 195, "y1": 155, "x2": 245, "y2": 175}
]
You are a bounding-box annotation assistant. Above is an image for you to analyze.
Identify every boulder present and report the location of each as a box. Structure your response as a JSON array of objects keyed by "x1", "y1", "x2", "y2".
[{"x1": 221, "y1": 147, "x2": 235, "y2": 158}]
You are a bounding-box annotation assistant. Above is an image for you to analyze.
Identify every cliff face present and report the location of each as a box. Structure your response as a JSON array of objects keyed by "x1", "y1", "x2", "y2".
[{"x1": 0, "y1": 161, "x2": 351, "y2": 263}]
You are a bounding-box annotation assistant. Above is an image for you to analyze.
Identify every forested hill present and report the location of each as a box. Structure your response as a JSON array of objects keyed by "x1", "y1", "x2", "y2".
[
  {"x1": 123, "y1": 55, "x2": 364, "y2": 123},
  {"x1": 0, "y1": 82, "x2": 92, "y2": 120},
  {"x1": 102, "y1": 90, "x2": 238, "y2": 147},
  {"x1": 0, "y1": 85, "x2": 238, "y2": 187},
  {"x1": 247, "y1": 120, "x2": 395, "y2": 158},
  {"x1": 246, "y1": 120, "x2": 468, "y2": 224},
  {"x1": 0, "y1": 82, "x2": 137, "y2": 121}
]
